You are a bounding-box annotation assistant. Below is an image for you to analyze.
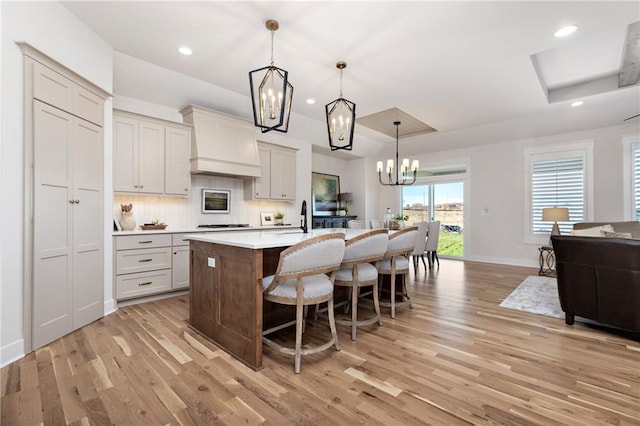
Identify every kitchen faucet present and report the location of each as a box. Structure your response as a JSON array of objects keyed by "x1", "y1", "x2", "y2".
[{"x1": 300, "y1": 200, "x2": 308, "y2": 233}]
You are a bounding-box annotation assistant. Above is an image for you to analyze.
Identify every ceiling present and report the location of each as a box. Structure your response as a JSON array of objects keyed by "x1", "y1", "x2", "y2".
[{"x1": 61, "y1": 1, "x2": 640, "y2": 152}]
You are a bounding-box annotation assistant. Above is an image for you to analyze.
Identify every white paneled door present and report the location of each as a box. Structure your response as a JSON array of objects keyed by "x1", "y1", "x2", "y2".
[{"x1": 32, "y1": 100, "x2": 103, "y2": 349}]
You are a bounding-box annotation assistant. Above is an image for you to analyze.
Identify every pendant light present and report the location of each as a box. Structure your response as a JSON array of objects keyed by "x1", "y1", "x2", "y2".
[
  {"x1": 376, "y1": 121, "x2": 419, "y2": 186},
  {"x1": 249, "y1": 19, "x2": 293, "y2": 133},
  {"x1": 325, "y1": 61, "x2": 356, "y2": 151}
]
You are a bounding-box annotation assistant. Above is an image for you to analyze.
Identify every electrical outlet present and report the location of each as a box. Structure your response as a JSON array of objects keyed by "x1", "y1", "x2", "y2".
[{"x1": 207, "y1": 257, "x2": 215, "y2": 268}]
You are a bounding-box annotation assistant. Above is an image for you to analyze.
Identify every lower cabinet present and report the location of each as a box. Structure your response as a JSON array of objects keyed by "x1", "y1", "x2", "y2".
[
  {"x1": 171, "y1": 234, "x2": 190, "y2": 290},
  {"x1": 312, "y1": 215, "x2": 358, "y2": 229},
  {"x1": 114, "y1": 232, "x2": 192, "y2": 301}
]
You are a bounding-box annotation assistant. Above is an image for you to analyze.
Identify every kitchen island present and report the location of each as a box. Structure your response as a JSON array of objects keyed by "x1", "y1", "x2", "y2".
[{"x1": 185, "y1": 228, "x2": 369, "y2": 369}]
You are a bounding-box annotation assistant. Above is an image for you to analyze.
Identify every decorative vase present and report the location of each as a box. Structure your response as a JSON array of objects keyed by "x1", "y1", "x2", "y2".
[
  {"x1": 120, "y1": 211, "x2": 137, "y2": 231},
  {"x1": 275, "y1": 218, "x2": 284, "y2": 225}
]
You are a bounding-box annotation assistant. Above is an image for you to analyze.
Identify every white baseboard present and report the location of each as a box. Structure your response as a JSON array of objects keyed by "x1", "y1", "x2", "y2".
[
  {"x1": 104, "y1": 298, "x2": 116, "y2": 316},
  {"x1": 464, "y1": 255, "x2": 539, "y2": 269},
  {"x1": 1, "y1": 339, "x2": 25, "y2": 368},
  {"x1": 116, "y1": 290, "x2": 189, "y2": 308}
]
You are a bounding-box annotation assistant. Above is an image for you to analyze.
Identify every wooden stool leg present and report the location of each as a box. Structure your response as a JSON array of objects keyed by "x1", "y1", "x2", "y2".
[
  {"x1": 391, "y1": 271, "x2": 396, "y2": 319},
  {"x1": 327, "y1": 297, "x2": 340, "y2": 351},
  {"x1": 351, "y1": 284, "x2": 358, "y2": 340},
  {"x1": 372, "y1": 280, "x2": 383, "y2": 326},
  {"x1": 294, "y1": 300, "x2": 304, "y2": 374}
]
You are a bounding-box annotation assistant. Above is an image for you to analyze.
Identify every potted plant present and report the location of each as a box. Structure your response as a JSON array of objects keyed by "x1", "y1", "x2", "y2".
[
  {"x1": 390, "y1": 214, "x2": 408, "y2": 230},
  {"x1": 274, "y1": 212, "x2": 285, "y2": 225}
]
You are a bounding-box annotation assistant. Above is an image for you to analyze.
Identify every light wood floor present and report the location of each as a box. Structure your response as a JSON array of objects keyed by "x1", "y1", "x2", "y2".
[{"x1": 2, "y1": 260, "x2": 639, "y2": 425}]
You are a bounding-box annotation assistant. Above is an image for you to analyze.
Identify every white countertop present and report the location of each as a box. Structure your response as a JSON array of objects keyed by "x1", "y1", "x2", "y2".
[
  {"x1": 184, "y1": 228, "x2": 372, "y2": 249},
  {"x1": 113, "y1": 225, "x2": 299, "y2": 236}
]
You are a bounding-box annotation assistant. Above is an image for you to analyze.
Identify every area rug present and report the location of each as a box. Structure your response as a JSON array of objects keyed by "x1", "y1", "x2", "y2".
[{"x1": 499, "y1": 275, "x2": 564, "y2": 319}]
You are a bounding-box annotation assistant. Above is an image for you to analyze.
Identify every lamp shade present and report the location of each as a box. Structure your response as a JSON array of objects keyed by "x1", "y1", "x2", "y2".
[
  {"x1": 542, "y1": 207, "x2": 569, "y2": 222},
  {"x1": 338, "y1": 192, "x2": 353, "y2": 202}
]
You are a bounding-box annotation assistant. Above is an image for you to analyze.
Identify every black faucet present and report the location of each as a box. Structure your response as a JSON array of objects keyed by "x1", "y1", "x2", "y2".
[{"x1": 300, "y1": 200, "x2": 308, "y2": 233}]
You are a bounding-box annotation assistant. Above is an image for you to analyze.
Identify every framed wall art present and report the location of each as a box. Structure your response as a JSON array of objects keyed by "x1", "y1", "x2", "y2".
[
  {"x1": 202, "y1": 189, "x2": 230, "y2": 213},
  {"x1": 312, "y1": 172, "x2": 340, "y2": 216}
]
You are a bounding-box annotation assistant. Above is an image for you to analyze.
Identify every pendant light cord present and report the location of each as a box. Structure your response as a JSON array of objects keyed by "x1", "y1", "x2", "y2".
[{"x1": 270, "y1": 30, "x2": 275, "y2": 66}]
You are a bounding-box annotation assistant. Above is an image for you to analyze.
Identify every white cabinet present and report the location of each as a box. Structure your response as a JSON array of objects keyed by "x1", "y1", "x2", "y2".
[
  {"x1": 24, "y1": 43, "x2": 108, "y2": 350},
  {"x1": 113, "y1": 110, "x2": 191, "y2": 196},
  {"x1": 171, "y1": 233, "x2": 191, "y2": 290},
  {"x1": 165, "y1": 126, "x2": 191, "y2": 196},
  {"x1": 245, "y1": 143, "x2": 297, "y2": 201},
  {"x1": 114, "y1": 234, "x2": 173, "y2": 300},
  {"x1": 114, "y1": 232, "x2": 193, "y2": 301}
]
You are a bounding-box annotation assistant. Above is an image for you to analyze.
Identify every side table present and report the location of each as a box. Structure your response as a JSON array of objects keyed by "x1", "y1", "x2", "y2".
[{"x1": 538, "y1": 246, "x2": 555, "y2": 276}]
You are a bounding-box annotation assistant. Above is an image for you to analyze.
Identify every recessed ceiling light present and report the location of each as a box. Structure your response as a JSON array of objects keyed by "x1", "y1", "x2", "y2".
[
  {"x1": 554, "y1": 25, "x2": 578, "y2": 38},
  {"x1": 306, "y1": 98, "x2": 316, "y2": 105},
  {"x1": 178, "y1": 46, "x2": 192, "y2": 56},
  {"x1": 571, "y1": 101, "x2": 584, "y2": 107}
]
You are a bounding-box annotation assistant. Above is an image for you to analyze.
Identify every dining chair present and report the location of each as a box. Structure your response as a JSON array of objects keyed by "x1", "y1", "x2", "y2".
[
  {"x1": 376, "y1": 226, "x2": 418, "y2": 318},
  {"x1": 410, "y1": 221, "x2": 429, "y2": 272},
  {"x1": 333, "y1": 229, "x2": 389, "y2": 340},
  {"x1": 262, "y1": 232, "x2": 346, "y2": 373},
  {"x1": 425, "y1": 221, "x2": 441, "y2": 268},
  {"x1": 347, "y1": 219, "x2": 365, "y2": 229},
  {"x1": 369, "y1": 219, "x2": 384, "y2": 229}
]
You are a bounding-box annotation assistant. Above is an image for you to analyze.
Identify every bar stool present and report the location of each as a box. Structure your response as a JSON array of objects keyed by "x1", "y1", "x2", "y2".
[
  {"x1": 334, "y1": 229, "x2": 389, "y2": 340},
  {"x1": 262, "y1": 232, "x2": 345, "y2": 374},
  {"x1": 376, "y1": 227, "x2": 418, "y2": 318}
]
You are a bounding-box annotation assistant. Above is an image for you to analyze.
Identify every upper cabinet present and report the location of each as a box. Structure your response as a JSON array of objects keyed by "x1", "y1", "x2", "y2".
[
  {"x1": 245, "y1": 142, "x2": 297, "y2": 201},
  {"x1": 113, "y1": 110, "x2": 191, "y2": 196}
]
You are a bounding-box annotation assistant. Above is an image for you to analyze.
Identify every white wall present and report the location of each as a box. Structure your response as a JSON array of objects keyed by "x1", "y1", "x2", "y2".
[
  {"x1": 371, "y1": 122, "x2": 639, "y2": 267},
  {"x1": 1, "y1": 1, "x2": 113, "y2": 366}
]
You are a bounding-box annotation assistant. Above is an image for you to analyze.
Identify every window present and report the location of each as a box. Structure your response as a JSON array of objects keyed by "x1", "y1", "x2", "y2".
[
  {"x1": 525, "y1": 141, "x2": 593, "y2": 242},
  {"x1": 623, "y1": 137, "x2": 640, "y2": 220},
  {"x1": 401, "y1": 163, "x2": 467, "y2": 258},
  {"x1": 634, "y1": 145, "x2": 640, "y2": 220}
]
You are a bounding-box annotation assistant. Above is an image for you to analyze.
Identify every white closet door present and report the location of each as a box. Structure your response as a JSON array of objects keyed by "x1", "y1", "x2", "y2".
[
  {"x1": 32, "y1": 100, "x2": 74, "y2": 348},
  {"x1": 72, "y1": 119, "x2": 103, "y2": 329}
]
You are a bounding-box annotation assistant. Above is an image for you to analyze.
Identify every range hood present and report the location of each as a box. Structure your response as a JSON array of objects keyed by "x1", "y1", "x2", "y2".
[{"x1": 180, "y1": 105, "x2": 262, "y2": 178}]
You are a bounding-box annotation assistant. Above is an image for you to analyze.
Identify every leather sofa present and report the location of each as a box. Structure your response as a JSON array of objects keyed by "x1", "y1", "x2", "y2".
[{"x1": 551, "y1": 221, "x2": 640, "y2": 332}]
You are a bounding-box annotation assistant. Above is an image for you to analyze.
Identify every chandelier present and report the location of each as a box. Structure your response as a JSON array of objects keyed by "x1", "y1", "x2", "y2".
[
  {"x1": 249, "y1": 19, "x2": 293, "y2": 133},
  {"x1": 325, "y1": 61, "x2": 356, "y2": 151},
  {"x1": 376, "y1": 121, "x2": 419, "y2": 186}
]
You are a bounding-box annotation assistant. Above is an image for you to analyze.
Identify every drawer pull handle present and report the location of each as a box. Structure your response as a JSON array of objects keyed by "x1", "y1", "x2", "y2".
[
  {"x1": 138, "y1": 281, "x2": 153, "y2": 286},
  {"x1": 138, "y1": 258, "x2": 153, "y2": 263},
  {"x1": 138, "y1": 240, "x2": 153, "y2": 244}
]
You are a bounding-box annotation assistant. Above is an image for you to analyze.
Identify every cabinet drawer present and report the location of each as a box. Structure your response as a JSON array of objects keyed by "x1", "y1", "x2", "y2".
[
  {"x1": 116, "y1": 269, "x2": 172, "y2": 300},
  {"x1": 172, "y1": 233, "x2": 193, "y2": 246},
  {"x1": 116, "y1": 247, "x2": 171, "y2": 274},
  {"x1": 116, "y1": 234, "x2": 172, "y2": 250}
]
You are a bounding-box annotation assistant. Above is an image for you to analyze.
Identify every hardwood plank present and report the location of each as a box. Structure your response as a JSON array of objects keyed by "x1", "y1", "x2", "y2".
[{"x1": 3, "y1": 260, "x2": 639, "y2": 425}]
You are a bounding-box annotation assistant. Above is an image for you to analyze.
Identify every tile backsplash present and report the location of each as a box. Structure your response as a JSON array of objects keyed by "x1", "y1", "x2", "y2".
[{"x1": 114, "y1": 174, "x2": 298, "y2": 229}]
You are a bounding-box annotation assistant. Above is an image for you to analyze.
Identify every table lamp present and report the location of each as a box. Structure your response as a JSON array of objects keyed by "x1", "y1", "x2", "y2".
[{"x1": 542, "y1": 207, "x2": 569, "y2": 244}]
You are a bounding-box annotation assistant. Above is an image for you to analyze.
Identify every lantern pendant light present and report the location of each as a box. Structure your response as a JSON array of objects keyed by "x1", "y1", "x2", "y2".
[
  {"x1": 325, "y1": 61, "x2": 356, "y2": 151},
  {"x1": 249, "y1": 19, "x2": 293, "y2": 133},
  {"x1": 376, "y1": 121, "x2": 419, "y2": 186}
]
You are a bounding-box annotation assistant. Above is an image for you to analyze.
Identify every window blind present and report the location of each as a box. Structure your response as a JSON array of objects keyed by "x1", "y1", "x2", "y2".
[
  {"x1": 634, "y1": 147, "x2": 640, "y2": 220},
  {"x1": 531, "y1": 157, "x2": 584, "y2": 234}
]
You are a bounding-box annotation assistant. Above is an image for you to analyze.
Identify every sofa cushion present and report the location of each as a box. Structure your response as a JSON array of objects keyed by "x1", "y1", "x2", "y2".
[
  {"x1": 601, "y1": 230, "x2": 633, "y2": 239},
  {"x1": 571, "y1": 224, "x2": 614, "y2": 237},
  {"x1": 573, "y1": 221, "x2": 640, "y2": 238}
]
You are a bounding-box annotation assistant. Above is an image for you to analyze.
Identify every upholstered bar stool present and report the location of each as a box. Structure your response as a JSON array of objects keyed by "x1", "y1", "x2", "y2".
[
  {"x1": 377, "y1": 226, "x2": 418, "y2": 318},
  {"x1": 347, "y1": 220, "x2": 365, "y2": 229},
  {"x1": 334, "y1": 229, "x2": 389, "y2": 340},
  {"x1": 262, "y1": 232, "x2": 346, "y2": 374}
]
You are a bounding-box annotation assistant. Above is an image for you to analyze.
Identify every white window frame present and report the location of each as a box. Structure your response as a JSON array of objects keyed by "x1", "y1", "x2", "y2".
[
  {"x1": 622, "y1": 135, "x2": 640, "y2": 221},
  {"x1": 524, "y1": 140, "x2": 594, "y2": 244}
]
